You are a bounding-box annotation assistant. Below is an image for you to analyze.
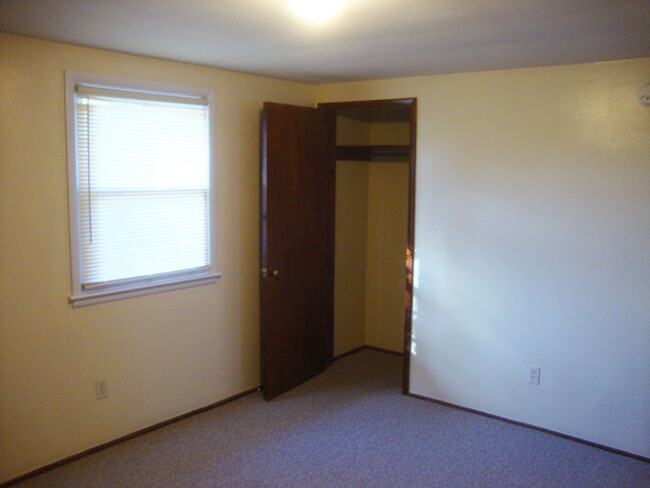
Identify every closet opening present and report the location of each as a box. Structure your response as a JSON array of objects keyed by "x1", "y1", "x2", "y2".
[{"x1": 318, "y1": 99, "x2": 416, "y2": 393}]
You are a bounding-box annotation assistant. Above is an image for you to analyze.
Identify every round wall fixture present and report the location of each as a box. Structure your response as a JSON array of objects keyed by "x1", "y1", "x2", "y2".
[{"x1": 639, "y1": 83, "x2": 650, "y2": 106}]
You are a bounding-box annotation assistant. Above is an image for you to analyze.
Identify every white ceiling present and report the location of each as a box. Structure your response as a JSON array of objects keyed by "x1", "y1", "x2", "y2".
[{"x1": 1, "y1": 0, "x2": 648, "y2": 84}]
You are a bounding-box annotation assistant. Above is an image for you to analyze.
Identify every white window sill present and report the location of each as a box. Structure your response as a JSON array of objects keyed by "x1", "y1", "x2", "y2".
[{"x1": 69, "y1": 272, "x2": 222, "y2": 307}]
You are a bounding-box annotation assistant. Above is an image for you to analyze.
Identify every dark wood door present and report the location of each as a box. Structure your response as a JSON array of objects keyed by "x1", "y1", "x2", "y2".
[{"x1": 260, "y1": 102, "x2": 335, "y2": 400}]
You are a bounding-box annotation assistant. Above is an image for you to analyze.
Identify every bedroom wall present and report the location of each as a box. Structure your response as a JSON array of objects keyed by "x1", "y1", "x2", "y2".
[
  {"x1": 364, "y1": 161, "x2": 409, "y2": 352},
  {"x1": 2, "y1": 33, "x2": 648, "y2": 483},
  {"x1": 317, "y1": 57, "x2": 650, "y2": 458},
  {"x1": 364, "y1": 121, "x2": 410, "y2": 352},
  {"x1": 0, "y1": 33, "x2": 314, "y2": 482},
  {"x1": 334, "y1": 116, "x2": 369, "y2": 356},
  {"x1": 333, "y1": 117, "x2": 410, "y2": 355}
]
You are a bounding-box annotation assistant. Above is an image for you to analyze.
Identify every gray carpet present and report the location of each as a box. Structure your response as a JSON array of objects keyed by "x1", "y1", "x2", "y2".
[{"x1": 13, "y1": 350, "x2": 650, "y2": 487}]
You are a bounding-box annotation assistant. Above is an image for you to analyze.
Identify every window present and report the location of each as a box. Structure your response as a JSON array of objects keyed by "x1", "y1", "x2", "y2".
[{"x1": 65, "y1": 72, "x2": 220, "y2": 307}]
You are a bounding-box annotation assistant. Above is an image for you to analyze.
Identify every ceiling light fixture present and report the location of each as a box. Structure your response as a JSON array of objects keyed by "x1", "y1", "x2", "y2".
[{"x1": 286, "y1": 0, "x2": 347, "y2": 22}]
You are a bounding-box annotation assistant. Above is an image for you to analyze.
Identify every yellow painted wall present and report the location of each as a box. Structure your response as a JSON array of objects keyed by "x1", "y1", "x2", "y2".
[
  {"x1": 333, "y1": 116, "x2": 369, "y2": 355},
  {"x1": 318, "y1": 57, "x2": 650, "y2": 458},
  {"x1": 0, "y1": 33, "x2": 314, "y2": 482},
  {"x1": 369, "y1": 121, "x2": 410, "y2": 146},
  {"x1": 335, "y1": 114, "x2": 369, "y2": 145},
  {"x1": 334, "y1": 161, "x2": 369, "y2": 356},
  {"x1": 334, "y1": 115, "x2": 410, "y2": 355},
  {"x1": 365, "y1": 121, "x2": 410, "y2": 352},
  {"x1": 2, "y1": 32, "x2": 648, "y2": 481},
  {"x1": 364, "y1": 162, "x2": 409, "y2": 352}
]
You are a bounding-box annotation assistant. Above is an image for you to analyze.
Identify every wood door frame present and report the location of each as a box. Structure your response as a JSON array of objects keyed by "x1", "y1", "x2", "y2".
[{"x1": 318, "y1": 98, "x2": 417, "y2": 394}]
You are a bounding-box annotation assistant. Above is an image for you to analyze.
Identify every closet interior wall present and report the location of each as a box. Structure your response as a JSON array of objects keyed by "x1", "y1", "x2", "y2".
[{"x1": 334, "y1": 114, "x2": 410, "y2": 356}]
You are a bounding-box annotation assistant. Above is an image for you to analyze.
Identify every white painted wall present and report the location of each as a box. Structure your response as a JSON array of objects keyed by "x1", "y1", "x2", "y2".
[
  {"x1": 0, "y1": 33, "x2": 314, "y2": 482},
  {"x1": 317, "y1": 58, "x2": 650, "y2": 458}
]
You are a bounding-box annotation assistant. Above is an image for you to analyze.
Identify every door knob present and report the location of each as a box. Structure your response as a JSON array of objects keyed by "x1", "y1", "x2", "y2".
[{"x1": 261, "y1": 268, "x2": 279, "y2": 280}]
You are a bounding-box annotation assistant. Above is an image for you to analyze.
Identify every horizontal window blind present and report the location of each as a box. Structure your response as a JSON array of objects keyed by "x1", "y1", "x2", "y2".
[{"x1": 75, "y1": 86, "x2": 210, "y2": 287}]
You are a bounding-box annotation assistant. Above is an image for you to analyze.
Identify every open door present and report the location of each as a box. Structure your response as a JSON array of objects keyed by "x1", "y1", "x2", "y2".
[{"x1": 260, "y1": 102, "x2": 335, "y2": 400}]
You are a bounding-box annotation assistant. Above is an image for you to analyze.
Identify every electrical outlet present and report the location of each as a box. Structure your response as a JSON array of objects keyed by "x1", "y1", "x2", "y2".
[
  {"x1": 528, "y1": 366, "x2": 541, "y2": 385},
  {"x1": 95, "y1": 379, "x2": 108, "y2": 400}
]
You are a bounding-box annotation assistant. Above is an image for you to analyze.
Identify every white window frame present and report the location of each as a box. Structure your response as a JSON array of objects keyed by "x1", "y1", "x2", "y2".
[{"x1": 65, "y1": 71, "x2": 221, "y2": 307}]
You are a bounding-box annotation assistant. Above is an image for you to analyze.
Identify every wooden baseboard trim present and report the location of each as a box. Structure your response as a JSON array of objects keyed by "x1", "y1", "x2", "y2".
[
  {"x1": 333, "y1": 345, "x2": 368, "y2": 360},
  {"x1": 365, "y1": 345, "x2": 404, "y2": 357},
  {"x1": 333, "y1": 344, "x2": 404, "y2": 361},
  {"x1": 1, "y1": 386, "x2": 261, "y2": 488},
  {"x1": 407, "y1": 393, "x2": 650, "y2": 464}
]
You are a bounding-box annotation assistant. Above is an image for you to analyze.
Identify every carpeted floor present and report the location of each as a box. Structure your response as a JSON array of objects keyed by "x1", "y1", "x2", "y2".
[{"x1": 11, "y1": 349, "x2": 650, "y2": 487}]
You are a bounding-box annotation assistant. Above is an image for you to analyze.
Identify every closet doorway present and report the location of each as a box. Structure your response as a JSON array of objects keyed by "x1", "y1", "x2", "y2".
[
  {"x1": 320, "y1": 99, "x2": 416, "y2": 395},
  {"x1": 260, "y1": 99, "x2": 416, "y2": 399}
]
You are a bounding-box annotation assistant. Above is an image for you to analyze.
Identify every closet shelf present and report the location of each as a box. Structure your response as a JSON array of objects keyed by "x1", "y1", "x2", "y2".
[{"x1": 336, "y1": 145, "x2": 410, "y2": 162}]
